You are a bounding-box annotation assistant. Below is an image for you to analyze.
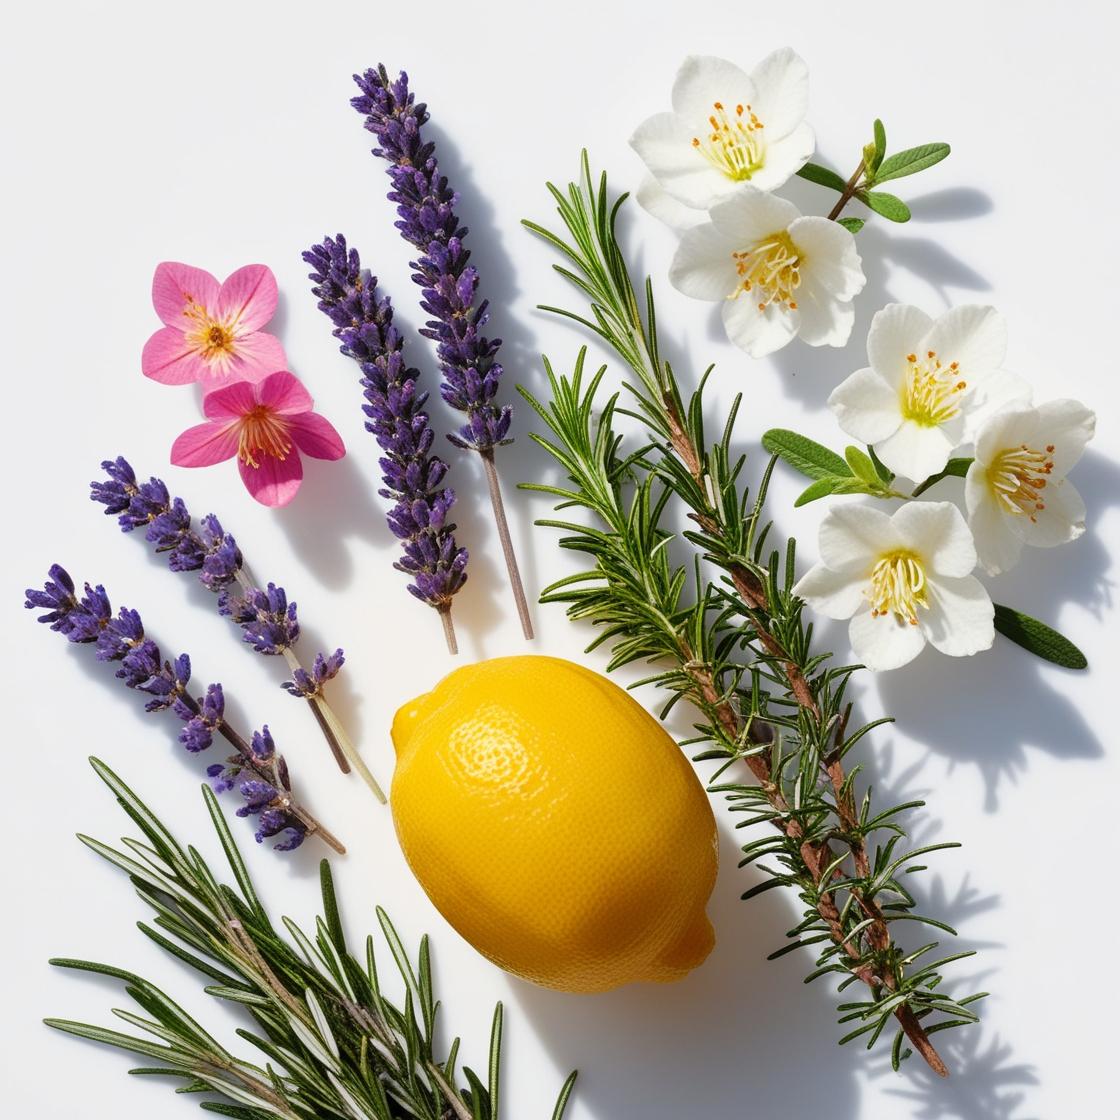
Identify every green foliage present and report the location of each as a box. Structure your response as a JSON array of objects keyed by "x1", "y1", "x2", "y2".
[
  {"x1": 762, "y1": 429, "x2": 903, "y2": 504},
  {"x1": 47, "y1": 760, "x2": 577, "y2": 1120},
  {"x1": 522, "y1": 154, "x2": 984, "y2": 1074},
  {"x1": 910, "y1": 457, "x2": 973, "y2": 496},
  {"x1": 994, "y1": 604, "x2": 1088, "y2": 669},
  {"x1": 797, "y1": 119, "x2": 949, "y2": 226},
  {"x1": 874, "y1": 143, "x2": 951, "y2": 184},
  {"x1": 856, "y1": 191, "x2": 912, "y2": 222},
  {"x1": 796, "y1": 162, "x2": 849, "y2": 192},
  {"x1": 761, "y1": 429, "x2": 849, "y2": 479}
]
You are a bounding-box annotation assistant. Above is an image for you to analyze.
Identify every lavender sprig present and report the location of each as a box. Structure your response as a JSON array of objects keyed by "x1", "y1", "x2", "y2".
[
  {"x1": 304, "y1": 234, "x2": 468, "y2": 653},
  {"x1": 24, "y1": 565, "x2": 344, "y2": 854},
  {"x1": 351, "y1": 64, "x2": 534, "y2": 640},
  {"x1": 91, "y1": 457, "x2": 384, "y2": 801}
]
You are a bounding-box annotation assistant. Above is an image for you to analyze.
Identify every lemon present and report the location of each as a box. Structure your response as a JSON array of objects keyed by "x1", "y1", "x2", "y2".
[{"x1": 390, "y1": 655, "x2": 717, "y2": 993}]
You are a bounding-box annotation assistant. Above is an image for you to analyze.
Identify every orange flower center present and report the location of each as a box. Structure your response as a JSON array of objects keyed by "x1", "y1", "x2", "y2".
[
  {"x1": 692, "y1": 100, "x2": 764, "y2": 180},
  {"x1": 987, "y1": 443, "x2": 1055, "y2": 522},
  {"x1": 731, "y1": 231, "x2": 801, "y2": 312},
  {"x1": 237, "y1": 406, "x2": 292, "y2": 469},
  {"x1": 183, "y1": 298, "x2": 237, "y2": 369}
]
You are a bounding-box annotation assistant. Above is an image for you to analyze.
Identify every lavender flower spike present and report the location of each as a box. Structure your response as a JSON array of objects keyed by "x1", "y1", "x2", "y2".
[
  {"x1": 24, "y1": 566, "x2": 344, "y2": 854},
  {"x1": 350, "y1": 65, "x2": 534, "y2": 640},
  {"x1": 304, "y1": 234, "x2": 468, "y2": 653},
  {"x1": 90, "y1": 457, "x2": 385, "y2": 803}
]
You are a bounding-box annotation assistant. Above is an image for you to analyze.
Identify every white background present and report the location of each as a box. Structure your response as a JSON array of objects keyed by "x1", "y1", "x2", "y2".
[{"x1": 2, "y1": 2, "x2": 1117, "y2": 1117}]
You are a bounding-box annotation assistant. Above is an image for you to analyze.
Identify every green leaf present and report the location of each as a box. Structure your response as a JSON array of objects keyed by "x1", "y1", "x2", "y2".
[
  {"x1": 993, "y1": 604, "x2": 1088, "y2": 669},
  {"x1": 873, "y1": 142, "x2": 951, "y2": 184},
  {"x1": 794, "y1": 476, "x2": 871, "y2": 507},
  {"x1": 868, "y1": 446, "x2": 894, "y2": 484},
  {"x1": 762, "y1": 428, "x2": 851, "y2": 480},
  {"x1": 910, "y1": 456, "x2": 972, "y2": 497},
  {"x1": 870, "y1": 119, "x2": 887, "y2": 172},
  {"x1": 838, "y1": 217, "x2": 865, "y2": 235},
  {"x1": 857, "y1": 191, "x2": 911, "y2": 222},
  {"x1": 845, "y1": 446, "x2": 880, "y2": 485},
  {"x1": 796, "y1": 162, "x2": 849, "y2": 192}
]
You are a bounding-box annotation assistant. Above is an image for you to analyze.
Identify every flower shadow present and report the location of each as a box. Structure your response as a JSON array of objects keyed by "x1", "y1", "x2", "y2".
[{"x1": 876, "y1": 447, "x2": 1116, "y2": 811}]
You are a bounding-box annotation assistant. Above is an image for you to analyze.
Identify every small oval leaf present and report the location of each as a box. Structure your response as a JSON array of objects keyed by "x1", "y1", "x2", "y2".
[
  {"x1": 762, "y1": 429, "x2": 851, "y2": 480},
  {"x1": 993, "y1": 604, "x2": 1088, "y2": 669},
  {"x1": 873, "y1": 142, "x2": 951, "y2": 184}
]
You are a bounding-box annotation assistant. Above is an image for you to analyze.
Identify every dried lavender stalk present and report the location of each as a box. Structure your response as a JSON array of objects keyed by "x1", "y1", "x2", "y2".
[
  {"x1": 351, "y1": 65, "x2": 534, "y2": 640},
  {"x1": 24, "y1": 565, "x2": 343, "y2": 853},
  {"x1": 304, "y1": 234, "x2": 468, "y2": 653},
  {"x1": 90, "y1": 457, "x2": 384, "y2": 801}
]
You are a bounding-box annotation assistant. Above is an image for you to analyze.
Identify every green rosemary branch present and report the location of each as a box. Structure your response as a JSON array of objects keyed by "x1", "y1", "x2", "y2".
[
  {"x1": 46, "y1": 758, "x2": 577, "y2": 1120},
  {"x1": 520, "y1": 154, "x2": 986, "y2": 1076}
]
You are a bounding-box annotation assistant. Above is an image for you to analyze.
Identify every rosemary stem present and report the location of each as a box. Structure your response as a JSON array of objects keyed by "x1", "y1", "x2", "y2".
[
  {"x1": 827, "y1": 158, "x2": 866, "y2": 221},
  {"x1": 480, "y1": 447, "x2": 535, "y2": 640},
  {"x1": 438, "y1": 603, "x2": 459, "y2": 655}
]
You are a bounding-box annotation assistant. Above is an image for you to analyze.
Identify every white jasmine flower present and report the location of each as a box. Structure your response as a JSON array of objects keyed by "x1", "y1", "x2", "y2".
[
  {"x1": 827, "y1": 303, "x2": 1029, "y2": 483},
  {"x1": 794, "y1": 502, "x2": 994, "y2": 671},
  {"x1": 964, "y1": 400, "x2": 1096, "y2": 575},
  {"x1": 630, "y1": 49, "x2": 815, "y2": 215},
  {"x1": 670, "y1": 188, "x2": 864, "y2": 358}
]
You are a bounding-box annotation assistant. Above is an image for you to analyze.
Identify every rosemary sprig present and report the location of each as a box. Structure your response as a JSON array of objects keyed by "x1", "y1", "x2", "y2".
[
  {"x1": 48, "y1": 758, "x2": 577, "y2": 1120},
  {"x1": 520, "y1": 154, "x2": 986, "y2": 1075}
]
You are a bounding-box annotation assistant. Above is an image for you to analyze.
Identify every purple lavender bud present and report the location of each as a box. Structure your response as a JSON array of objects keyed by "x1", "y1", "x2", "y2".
[
  {"x1": 197, "y1": 515, "x2": 242, "y2": 589},
  {"x1": 179, "y1": 682, "x2": 225, "y2": 752},
  {"x1": 304, "y1": 235, "x2": 468, "y2": 609},
  {"x1": 271, "y1": 822, "x2": 307, "y2": 852},
  {"x1": 67, "y1": 583, "x2": 113, "y2": 644},
  {"x1": 91, "y1": 460, "x2": 243, "y2": 590},
  {"x1": 350, "y1": 65, "x2": 512, "y2": 452},
  {"x1": 219, "y1": 583, "x2": 299, "y2": 654},
  {"x1": 281, "y1": 647, "x2": 345, "y2": 699},
  {"x1": 24, "y1": 564, "x2": 78, "y2": 631},
  {"x1": 250, "y1": 725, "x2": 275, "y2": 761},
  {"x1": 206, "y1": 761, "x2": 241, "y2": 794},
  {"x1": 237, "y1": 779, "x2": 279, "y2": 816}
]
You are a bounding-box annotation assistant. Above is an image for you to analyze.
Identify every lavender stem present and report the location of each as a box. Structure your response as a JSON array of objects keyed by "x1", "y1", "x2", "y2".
[{"x1": 481, "y1": 449, "x2": 533, "y2": 640}]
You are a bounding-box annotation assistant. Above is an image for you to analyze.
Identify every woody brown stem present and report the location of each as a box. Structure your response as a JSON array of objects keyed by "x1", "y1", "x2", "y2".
[
  {"x1": 664, "y1": 398, "x2": 948, "y2": 1076},
  {"x1": 480, "y1": 447, "x2": 535, "y2": 641}
]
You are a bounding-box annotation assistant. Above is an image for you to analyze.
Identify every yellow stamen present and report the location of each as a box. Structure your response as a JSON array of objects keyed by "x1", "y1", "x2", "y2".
[
  {"x1": 691, "y1": 99, "x2": 764, "y2": 181},
  {"x1": 730, "y1": 232, "x2": 801, "y2": 312},
  {"x1": 869, "y1": 552, "x2": 928, "y2": 626},
  {"x1": 237, "y1": 406, "x2": 292, "y2": 469},
  {"x1": 900, "y1": 351, "x2": 967, "y2": 426},
  {"x1": 987, "y1": 443, "x2": 1055, "y2": 523},
  {"x1": 183, "y1": 297, "x2": 238, "y2": 372}
]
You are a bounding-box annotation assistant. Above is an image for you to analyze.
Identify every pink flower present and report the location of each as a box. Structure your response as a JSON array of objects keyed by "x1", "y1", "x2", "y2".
[
  {"x1": 170, "y1": 371, "x2": 345, "y2": 507},
  {"x1": 142, "y1": 262, "x2": 287, "y2": 388}
]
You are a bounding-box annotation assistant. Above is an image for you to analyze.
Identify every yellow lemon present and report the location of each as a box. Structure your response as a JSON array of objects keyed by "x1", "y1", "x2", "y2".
[{"x1": 390, "y1": 655, "x2": 717, "y2": 993}]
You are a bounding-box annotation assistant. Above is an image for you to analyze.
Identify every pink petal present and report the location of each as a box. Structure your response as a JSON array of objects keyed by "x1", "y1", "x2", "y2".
[
  {"x1": 152, "y1": 262, "x2": 220, "y2": 327},
  {"x1": 239, "y1": 449, "x2": 304, "y2": 507},
  {"x1": 223, "y1": 330, "x2": 287, "y2": 384},
  {"x1": 142, "y1": 326, "x2": 207, "y2": 385},
  {"x1": 257, "y1": 369, "x2": 313, "y2": 415},
  {"x1": 202, "y1": 380, "x2": 258, "y2": 420},
  {"x1": 288, "y1": 411, "x2": 346, "y2": 460},
  {"x1": 171, "y1": 421, "x2": 239, "y2": 467},
  {"x1": 217, "y1": 264, "x2": 279, "y2": 334}
]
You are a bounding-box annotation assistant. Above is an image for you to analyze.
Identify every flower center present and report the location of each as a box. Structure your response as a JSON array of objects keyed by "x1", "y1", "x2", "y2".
[
  {"x1": 183, "y1": 298, "x2": 237, "y2": 368},
  {"x1": 900, "y1": 350, "x2": 967, "y2": 426},
  {"x1": 987, "y1": 443, "x2": 1054, "y2": 522},
  {"x1": 237, "y1": 406, "x2": 292, "y2": 469},
  {"x1": 692, "y1": 100, "x2": 764, "y2": 181},
  {"x1": 869, "y1": 551, "x2": 928, "y2": 625},
  {"x1": 731, "y1": 232, "x2": 801, "y2": 313}
]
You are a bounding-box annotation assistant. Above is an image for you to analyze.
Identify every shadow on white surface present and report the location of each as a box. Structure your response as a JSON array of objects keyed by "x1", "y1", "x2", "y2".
[{"x1": 878, "y1": 447, "x2": 1116, "y2": 811}]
